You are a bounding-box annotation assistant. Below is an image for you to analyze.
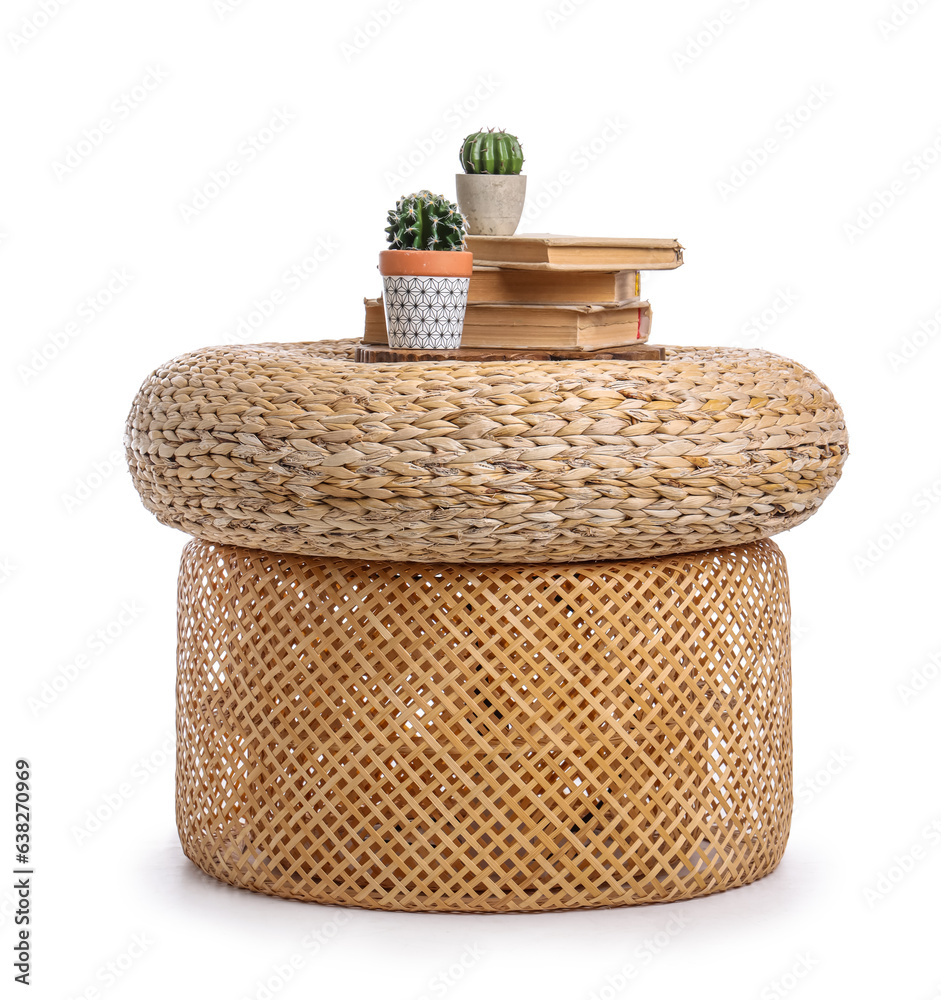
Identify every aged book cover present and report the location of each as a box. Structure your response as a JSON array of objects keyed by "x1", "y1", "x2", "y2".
[
  {"x1": 364, "y1": 298, "x2": 653, "y2": 350},
  {"x1": 465, "y1": 234, "x2": 683, "y2": 271},
  {"x1": 468, "y1": 266, "x2": 640, "y2": 304}
]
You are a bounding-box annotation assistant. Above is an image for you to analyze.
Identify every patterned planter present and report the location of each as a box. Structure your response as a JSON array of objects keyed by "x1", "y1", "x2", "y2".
[{"x1": 378, "y1": 249, "x2": 472, "y2": 350}]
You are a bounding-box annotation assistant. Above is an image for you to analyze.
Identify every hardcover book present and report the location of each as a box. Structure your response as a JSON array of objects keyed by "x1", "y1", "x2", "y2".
[
  {"x1": 465, "y1": 234, "x2": 683, "y2": 271},
  {"x1": 364, "y1": 298, "x2": 652, "y2": 350},
  {"x1": 467, "y1": 266, "x2": 641, "y2": 305}
]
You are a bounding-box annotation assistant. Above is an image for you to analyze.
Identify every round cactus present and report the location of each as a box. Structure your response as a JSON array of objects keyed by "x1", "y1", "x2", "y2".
[
  {"x1": 460, "y1": 129, "x2": 524, "y2": 175},
  {"x1": 384, "y1": 190, "x2": 466, "y2": 251}
]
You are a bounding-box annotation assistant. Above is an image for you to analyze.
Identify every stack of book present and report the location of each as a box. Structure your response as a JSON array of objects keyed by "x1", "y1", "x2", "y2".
[{"x1": 362, "y1": 234, "x2": 684, "y2": 359}]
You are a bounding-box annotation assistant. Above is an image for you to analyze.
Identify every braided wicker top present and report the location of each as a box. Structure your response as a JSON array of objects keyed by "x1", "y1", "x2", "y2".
[{"x1": 125, "y1": 339, "x2": 848, "y2": 563}]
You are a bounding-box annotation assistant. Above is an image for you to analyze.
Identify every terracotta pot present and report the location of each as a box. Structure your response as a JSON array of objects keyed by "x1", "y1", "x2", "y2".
[
  {"x1": 455, "y1": 174, "x2": 527, "y2": 236},
  {"x1": 377, "y1": 249, "x2": 473, "y2": 350}
]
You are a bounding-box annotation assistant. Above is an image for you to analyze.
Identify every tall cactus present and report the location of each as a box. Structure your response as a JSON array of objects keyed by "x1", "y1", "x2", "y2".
[
  {"x1": 385, "y1": 190, "x2": 466, "y2": 251},
  {"x1": 460, "y1": 129, "x2": 524, "y2": 174}
]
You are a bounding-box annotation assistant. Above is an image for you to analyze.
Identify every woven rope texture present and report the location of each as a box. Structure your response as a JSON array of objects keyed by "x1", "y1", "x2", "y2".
[
  {"x1": 176, "y1": 538, "x2": 792, "y2": 912},
  {"x1": 127, "y1": 340, "x2": 847, "y2": 564}
]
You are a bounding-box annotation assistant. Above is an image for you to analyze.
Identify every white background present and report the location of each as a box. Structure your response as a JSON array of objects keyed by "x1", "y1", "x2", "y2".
[{"x1": 3, "y1": 0, "x2": 940, "y2": 997}]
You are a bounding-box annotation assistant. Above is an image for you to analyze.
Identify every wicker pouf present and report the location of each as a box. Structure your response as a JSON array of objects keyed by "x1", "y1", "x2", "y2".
[
  {"x1": 126, "y1": 340, "x2": 848, "y2": 564},
  {"x1": 176, "y1": 537, "x2": 792, "y2": 913}
]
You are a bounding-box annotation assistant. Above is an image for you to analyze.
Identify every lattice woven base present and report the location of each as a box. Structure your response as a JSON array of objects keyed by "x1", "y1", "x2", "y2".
[{"x1": 176, "y1": 538, "x2": 792, "y2": 912}]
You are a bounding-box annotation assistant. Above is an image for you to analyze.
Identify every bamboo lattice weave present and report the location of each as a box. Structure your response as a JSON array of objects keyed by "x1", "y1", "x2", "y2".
[
  {"x1": 176, "y1": 538, "x2": 792, "y2": 912},
  {"x1": 127, "y1": 340, "x2": 847, "y2": 564}
]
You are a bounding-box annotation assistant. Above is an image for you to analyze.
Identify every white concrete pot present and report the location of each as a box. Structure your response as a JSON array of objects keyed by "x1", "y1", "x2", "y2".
[{"x1": 455, "y1": 174, "x2": 527, "y2": 236}]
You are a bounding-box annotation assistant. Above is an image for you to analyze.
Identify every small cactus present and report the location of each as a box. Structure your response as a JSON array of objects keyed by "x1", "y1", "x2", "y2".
[
  {"x1": 385, "y1": 190, "x2": 466, "y2": 251},
  {"x1": 460, "y1": 128, "x2": 524, "y2": 175}
]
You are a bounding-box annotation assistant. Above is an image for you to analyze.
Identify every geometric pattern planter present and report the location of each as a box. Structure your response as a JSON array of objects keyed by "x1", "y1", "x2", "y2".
[
  {"x1": 381, "y1": 275, "x2": 470, "y2": 349},
  {"x1": 175, "y1": 537, "x2": 792, "y2": 912}
]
